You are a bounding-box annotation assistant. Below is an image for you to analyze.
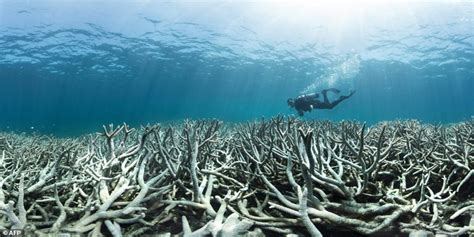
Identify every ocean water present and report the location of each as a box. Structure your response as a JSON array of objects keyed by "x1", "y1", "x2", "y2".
[{"x1": 0, "y1": 0, "x2": 473, "y2": 137}]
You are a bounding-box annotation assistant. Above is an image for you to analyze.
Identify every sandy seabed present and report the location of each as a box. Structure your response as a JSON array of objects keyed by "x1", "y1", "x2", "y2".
[{"x1": 0, "y1": 116, "x2": 472, "y2": 237}]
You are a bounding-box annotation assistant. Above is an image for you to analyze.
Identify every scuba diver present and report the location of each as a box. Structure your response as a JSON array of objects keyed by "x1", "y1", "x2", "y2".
[{"x1": 287, "y1": 89, "x2": 355, "y2": 116}]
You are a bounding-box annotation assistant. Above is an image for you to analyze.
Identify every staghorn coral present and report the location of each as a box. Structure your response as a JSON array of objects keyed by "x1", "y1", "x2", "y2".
[{"x1": 0, "y1": 117, "x2": 472, "y2": 236}]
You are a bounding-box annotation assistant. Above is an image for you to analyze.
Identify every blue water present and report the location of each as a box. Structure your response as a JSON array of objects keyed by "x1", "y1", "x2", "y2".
[{"x1": 1, "y1": 1, "x2": 473, "y2": 136}]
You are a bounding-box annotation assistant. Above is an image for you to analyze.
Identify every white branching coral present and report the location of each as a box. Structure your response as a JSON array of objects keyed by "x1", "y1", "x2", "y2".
[{"x1": 0, "y1": 117, "x2": 471, "y2": 236}]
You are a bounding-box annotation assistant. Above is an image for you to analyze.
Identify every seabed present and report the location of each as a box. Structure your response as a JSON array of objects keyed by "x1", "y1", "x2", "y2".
[{"x1": 0, "y1": 116, "x2": 472, "y2": 237}]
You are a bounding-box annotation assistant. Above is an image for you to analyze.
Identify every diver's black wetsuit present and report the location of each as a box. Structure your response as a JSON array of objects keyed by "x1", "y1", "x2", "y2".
[{"x1": 288, "y1": 89, "x2": 355, "y2": 116}]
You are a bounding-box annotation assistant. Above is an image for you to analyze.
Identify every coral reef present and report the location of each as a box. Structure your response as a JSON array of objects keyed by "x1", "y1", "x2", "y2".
[{"x1": 0, "y1": 117, "x2": 472, "y2": 236}]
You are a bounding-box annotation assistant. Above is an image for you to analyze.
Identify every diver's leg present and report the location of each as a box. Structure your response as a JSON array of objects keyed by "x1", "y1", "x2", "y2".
[
  {"x1": 325, "y1": 97, "x2": 346, "y2": 109},
  {"x1": 321, "y1": 90, "x2": 330, "y2": 104},
  {"x1": 321, "y1": 88, "x2": 341, "y2": 104},
  {"x1": 326, "y1": 90, "x2": 355, "y2": 109},
  {"x1": 325, "y1": 88, "x2": 341, "y2": 94}
]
